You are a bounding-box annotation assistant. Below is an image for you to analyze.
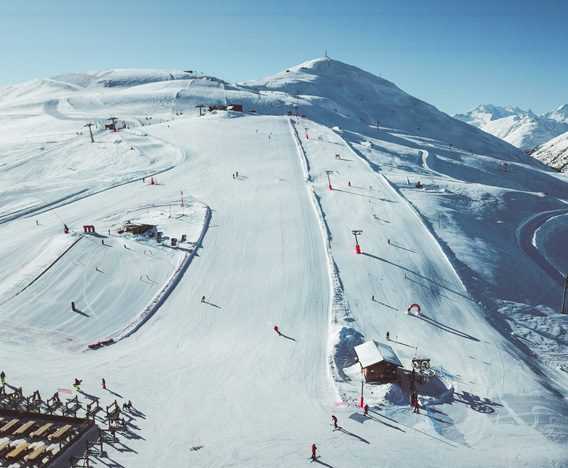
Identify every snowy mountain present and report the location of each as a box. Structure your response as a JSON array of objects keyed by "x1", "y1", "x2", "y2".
[
  {"x1": 531, "y1": 130, "x2": 568, "y2": 172},
  {"x1": 455, "y1": 104, "x2": 568, "y2": 150},
  {"x1": 1, "y1": 58, "x2": 568, "y2": 468},
  {"x1": 544, "y1": 104, "x2": 568, "y2": 124}
]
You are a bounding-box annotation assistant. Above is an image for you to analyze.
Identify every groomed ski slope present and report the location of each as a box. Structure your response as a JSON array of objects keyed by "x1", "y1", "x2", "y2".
[{"x1": 1, "y1": 113, "x2": 566, "y2": 467}]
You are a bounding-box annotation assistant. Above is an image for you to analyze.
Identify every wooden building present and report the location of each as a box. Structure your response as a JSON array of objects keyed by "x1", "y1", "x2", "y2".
[
  {"x1": 354, "y1": 340, "x2": 402, "y2": 383},
  {"x1": 121, "y1": 223, "x2": 157, "y2": 236}
]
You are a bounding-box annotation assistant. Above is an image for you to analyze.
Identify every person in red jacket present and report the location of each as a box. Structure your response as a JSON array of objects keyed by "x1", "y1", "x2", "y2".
[
  {"x1": 273, "y1": 325, "x2": 281, "y2": 336},
  {"x1": 331, "y1": 415, "x2": 338, "y2": 430}
]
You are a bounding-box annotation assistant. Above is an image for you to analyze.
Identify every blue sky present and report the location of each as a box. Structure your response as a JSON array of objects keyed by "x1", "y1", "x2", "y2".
[{"x1": 1, "y1": 0, "x2": 566, "y2": 114}]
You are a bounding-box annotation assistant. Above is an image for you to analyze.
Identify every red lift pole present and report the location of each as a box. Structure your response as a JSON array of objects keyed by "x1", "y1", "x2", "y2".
[{"x1": 352, "y1": 230, "x2": 363, "y2": 254}]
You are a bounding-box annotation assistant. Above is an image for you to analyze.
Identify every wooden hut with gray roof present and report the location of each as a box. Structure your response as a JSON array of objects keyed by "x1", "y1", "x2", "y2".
[{"x1": 354, "y1": 340, "x2": 403, "y2": 383}]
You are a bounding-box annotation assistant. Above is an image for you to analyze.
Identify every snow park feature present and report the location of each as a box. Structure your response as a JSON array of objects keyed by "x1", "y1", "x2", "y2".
[{"x1": 0, "y1": 57, "x2": 567, "y2": 467}]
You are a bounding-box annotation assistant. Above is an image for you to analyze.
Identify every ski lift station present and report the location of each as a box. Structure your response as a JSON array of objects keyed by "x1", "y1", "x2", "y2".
[{"x1": 354, "y1": 340, "x2": 403, "y2": 383}]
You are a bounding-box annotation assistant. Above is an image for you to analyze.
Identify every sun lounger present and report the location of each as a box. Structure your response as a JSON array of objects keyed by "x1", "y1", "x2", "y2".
[
  {"x1": 24, "y1": 444, "x2": 46, "y2": 462},
  {"x1": 0, "y1": 439, "x2": 11, "y2": 453},
  {"x1": 47, "y1": 424, "x2": 72, "y2": 441},
  {"x1": 6, "y1": 441, "x2": 29, "y2": 460},
  {"x1": 0, "y1": 419, "x2": 19, "y2": 433},
  {"x1": 30, "y1": 422, "x2": 53, "y2": 438},
  {"x1": 13, "y1": 420, "x2": 35, "y2": 435}
]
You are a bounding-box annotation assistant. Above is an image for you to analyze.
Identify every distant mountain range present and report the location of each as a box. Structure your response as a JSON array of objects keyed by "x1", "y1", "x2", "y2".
[{"x1": 455, "y1": 104, "x2": 568, "y2": 151}]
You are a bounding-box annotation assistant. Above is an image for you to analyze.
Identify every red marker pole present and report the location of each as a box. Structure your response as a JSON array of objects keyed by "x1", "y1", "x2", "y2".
[{"x1": 352, "y1": 230, "x2": 363, "y2": 254}]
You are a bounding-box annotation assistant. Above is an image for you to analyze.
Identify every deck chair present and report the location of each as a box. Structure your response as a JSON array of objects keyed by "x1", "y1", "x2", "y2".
[
  {"x1": 14, "y1": 420, "x2": 35, "y2": 435},
  {"x1": 24, "y1": 444, "x2": 46, "y2": 462},
  {"x1": 30, "y1": 422, "x2": 53, "y2": 438},
  {"x1": 0, "y1": 419, "x2": 19, "y2": 433},
  {"x1": 47, "y1": 424, "x2": 72, "y2": 441},
  {"x1": 0, "y1": 438, "x2": 11, "y2": 453},
  {"x1": 6, "y1": 441, "x2": 29, "y2": 460}
]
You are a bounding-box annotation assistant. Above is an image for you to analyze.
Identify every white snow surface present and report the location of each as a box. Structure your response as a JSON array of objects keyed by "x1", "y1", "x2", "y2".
[{"x1": 1, "y1": 58, "x2": 568, "y2": 468}]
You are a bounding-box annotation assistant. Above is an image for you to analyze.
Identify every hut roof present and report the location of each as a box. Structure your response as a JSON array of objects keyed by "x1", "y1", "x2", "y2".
[{"x1": 354, "y1": 340, "x2": 402, "y2": 368}]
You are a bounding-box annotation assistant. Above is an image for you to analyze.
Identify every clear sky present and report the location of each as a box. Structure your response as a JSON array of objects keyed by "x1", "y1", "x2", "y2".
[{"x1": 1, "y1": 0, "x2": 566, "y2": 115}]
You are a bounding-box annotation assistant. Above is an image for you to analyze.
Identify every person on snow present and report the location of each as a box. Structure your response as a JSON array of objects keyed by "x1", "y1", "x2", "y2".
[
  {"x1": 273, "y1": 325, "x2": 281, "y2": 336},
  {"x1": 0, "y1": 371, "x2": 5, "y2": 386},
  {"x1": 201, "y1": 296, "x2": 206, "y2": 303},
  {"x1": 348, "y1": 181, "x2": 352, "y2": 187},
  {"x1": 102, "y1": 378, "x2": 107, "y2": 390},
  {"x1": 386, "y1": 331, "x2": 390, "y2": 341},
  {"x1": 331, "y1": 415, "x2": 338, "y2": 430},
  {"x1": 363, "y1": 404, "x2": 369, "y2": 417},
  {"x1": 411, "y1": 391, "x2": 420, "y2": 414},
  {"x1": 311, "y1": 443, "x2": 317, "y2": 461},
  {"x1": 73, "y1": 378, "x2": 82, "y2": 392}
]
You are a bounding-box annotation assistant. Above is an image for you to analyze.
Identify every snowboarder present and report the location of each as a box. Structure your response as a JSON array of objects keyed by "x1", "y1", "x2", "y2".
[
  {"x1": 201, "y1": 296, "x2": 206, "y2": 303},
  {"x1": 386, "y1": 331, "x2": 390, "y2": 341},
  {"x1": 0, "y1": 371, "x2": 5, "y2": 386},
  {"x1": 273, "y1": 325, "x2": 281, "y2": 336},
  {"x1": 331, "y1": 415, "x2": 338, "y2": 430},
  {"x1": 102, "y1": 378, "x2": 106, "y2": 390},
  {"x1": 311, "y1": 443, "x2": 317, "y2": 461},
  {"x1": 364, "y1": 403, "x2": 369, "y2": 416}
]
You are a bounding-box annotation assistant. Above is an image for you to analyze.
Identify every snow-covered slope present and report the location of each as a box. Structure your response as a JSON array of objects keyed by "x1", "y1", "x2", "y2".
[
  {"x1": 1, "y1": 59, "x2": 568, "y2": 468},
  {"x1": 532, "y1": 130, "x2": 568, "y2": 173},
  {"x1": 455, "y1": 104, "x2": 568, "y2": 150}
]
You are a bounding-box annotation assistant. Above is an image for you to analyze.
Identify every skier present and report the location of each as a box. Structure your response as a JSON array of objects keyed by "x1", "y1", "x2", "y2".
[
  {"x1": 311, "y1": 443, "x2": 317, "y2": 461},
  {"x1": 102, "y1": 378, "x2": 106, "y2": 390},
  {"x1": 364, "y1": 403, "x2": 369, "y2": 417},
  {"x1": 411, "y1": 391, "x2": 420, "y2": 414},
  {"x1": 348, "y1": 181, "x2": 351, "y2": 187},
  {"x1": 386, "y1": 331, "x2": 390, "y2": 341},
  {"x1": 331, "y1": 415, "x2": 338, "y2": 430},
  {"x1": 0, "y1": 371, "x2": 5, "y2": 386},
  {"x1": 73, "y1": 378, "x2": 82, "y2": 392},
  {"x1": 201, "y1": 296, "x2": 206, "y2": 303},
  {"x1": 273, "y1": 325, "x2": 281, "y2": 336}
]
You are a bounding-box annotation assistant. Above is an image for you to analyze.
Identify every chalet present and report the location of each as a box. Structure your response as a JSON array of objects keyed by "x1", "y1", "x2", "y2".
[
  {"x1": 120, "y1": 223, "x2": 157, "y2": 237},
  {"x1": 354, "y1": 340, "x2": 402, "y2": 383}
]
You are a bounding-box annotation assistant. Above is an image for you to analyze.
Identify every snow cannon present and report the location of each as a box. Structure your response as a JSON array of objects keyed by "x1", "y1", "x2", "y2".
[{"x1": 407, "y1": 303, "x2": 421, "y2": 316}]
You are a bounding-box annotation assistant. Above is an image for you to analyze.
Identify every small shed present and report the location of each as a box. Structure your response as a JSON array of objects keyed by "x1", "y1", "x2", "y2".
[
  {"x1": 121, "y1": 223, "x2": 157, "y2": 236},
  {"x1": 354, "y1": 340, "x2": 402, "y2": 383}
]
